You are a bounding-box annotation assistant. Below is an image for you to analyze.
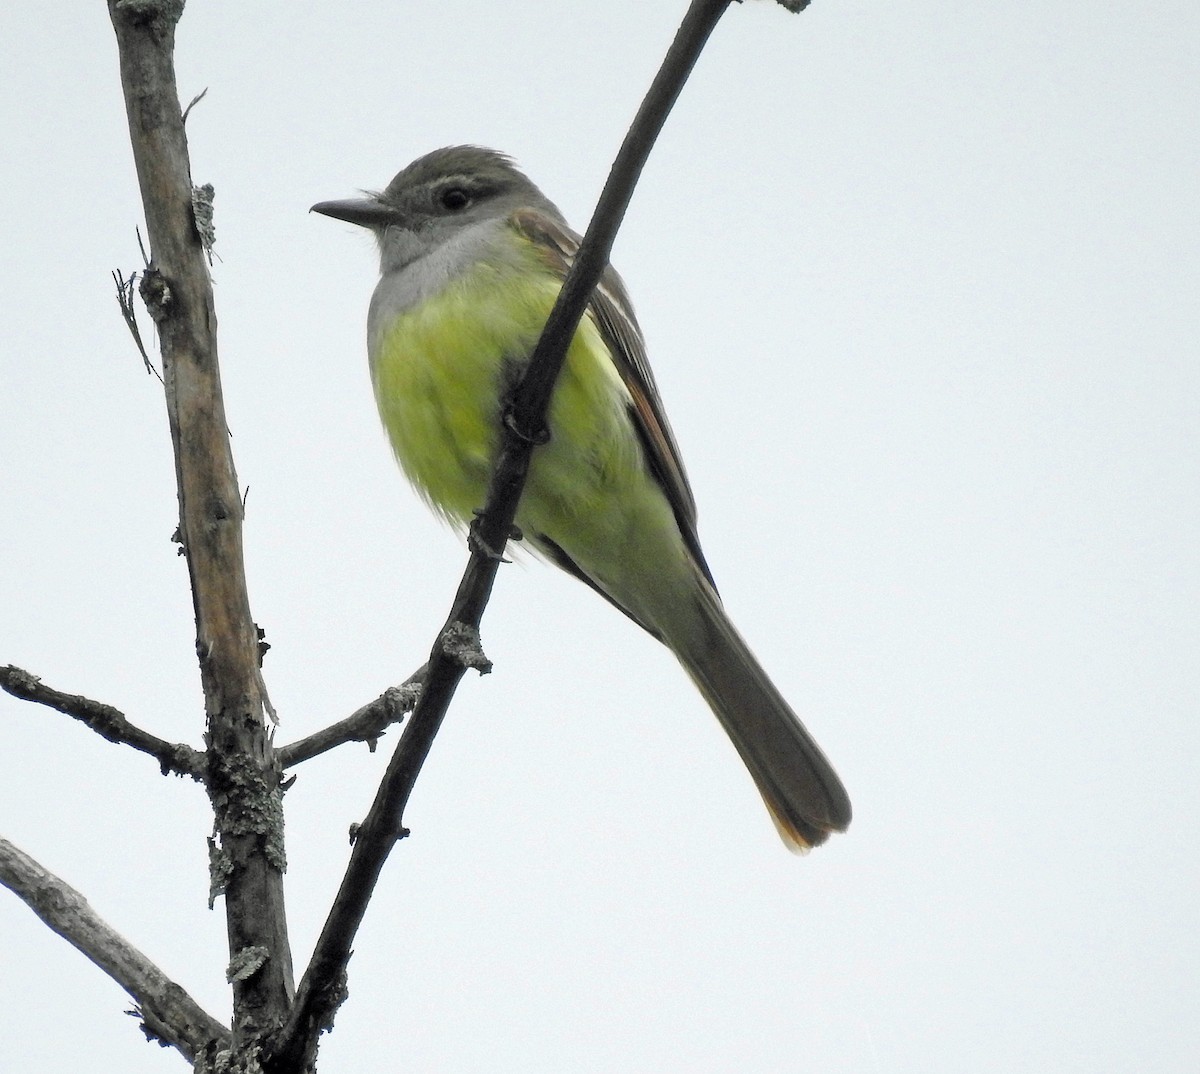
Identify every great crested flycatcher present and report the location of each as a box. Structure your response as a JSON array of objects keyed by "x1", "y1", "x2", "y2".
[{"x1": 313, "y1": 146, "x2": 851, "y2": 850}]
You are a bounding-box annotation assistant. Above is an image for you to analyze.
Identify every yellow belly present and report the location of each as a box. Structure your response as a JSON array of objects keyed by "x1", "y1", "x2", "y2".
[{"x1": 371, "y1": 257, "x2": 679, "y2": 581}]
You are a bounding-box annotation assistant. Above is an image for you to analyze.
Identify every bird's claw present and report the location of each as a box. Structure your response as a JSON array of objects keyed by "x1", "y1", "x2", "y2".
[
  {"x1": 468, "y1": 512, "x2": 522, "y2": 562},
  {"x1": 503, "y1": 408, "x2": 550, "y2": 446}
]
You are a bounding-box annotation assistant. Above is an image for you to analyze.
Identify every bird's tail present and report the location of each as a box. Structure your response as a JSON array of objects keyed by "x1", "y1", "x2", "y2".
[{"x1": 664, "y1": 577, "x2": 852, "y2": 851}]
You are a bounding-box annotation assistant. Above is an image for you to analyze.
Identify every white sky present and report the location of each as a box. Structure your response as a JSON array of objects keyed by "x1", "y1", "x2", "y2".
[{"x1": 2, "y1": 2, "x2": 1198, "y2": 1071}]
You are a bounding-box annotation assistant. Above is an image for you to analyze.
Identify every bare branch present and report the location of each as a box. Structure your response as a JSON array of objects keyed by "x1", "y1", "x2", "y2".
[
  {"x1": 266, "y1": 2, "x2": 735, "y2": 1068},
  {"x1": 0, "y1": 837, "x2": 229, "y2": 1062},
  {"x1": 276, "y1": 671, "x2": 425, "y2": 769},
  {"x1": 107, "y1": 0, "x2": 295, "y2": 1042},
  {"x1": 0, "y1": 665, "x2": 204, "y2": 779}
]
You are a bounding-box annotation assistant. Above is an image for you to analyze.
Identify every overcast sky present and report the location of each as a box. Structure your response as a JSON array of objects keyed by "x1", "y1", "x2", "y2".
[{"x1": 2, "y1": 2, "x2": 1197, "y2": 1071}]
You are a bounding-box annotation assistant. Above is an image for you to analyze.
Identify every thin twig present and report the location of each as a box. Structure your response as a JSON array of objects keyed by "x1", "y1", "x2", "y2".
[
  {"x1": 0, "y1": 665, "x2": 204, "y2": 779},
  {"x1": 276, "y1": 670, "x2": 425, "y2": 769},
  {"x1": 112, "y1": 269, "x2": 163, "y2": 381},
  {"x1": 181, "y1": 86, "x2": 208, "y2": 125},
  {"x1": 0, "y1": 837, "x2": 229, "y2": 1062},
  {"x1": 266, "y1": 2, "x2": 735, "y2": 1068}
]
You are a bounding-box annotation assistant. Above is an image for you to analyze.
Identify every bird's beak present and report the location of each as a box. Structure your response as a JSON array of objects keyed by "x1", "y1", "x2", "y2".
[{"x1": 310, "y1": 196, "x2": 396, "y2": 228}]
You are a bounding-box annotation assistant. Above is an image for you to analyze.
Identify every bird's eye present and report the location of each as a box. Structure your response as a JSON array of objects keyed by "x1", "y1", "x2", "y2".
[{"x1": 440, "y1": 187, "x2": 471, "y2": 211}]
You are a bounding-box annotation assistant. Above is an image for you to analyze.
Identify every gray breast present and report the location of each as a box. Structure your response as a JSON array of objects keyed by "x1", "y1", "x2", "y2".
[{"x1": 367, "y1": 217, "x2": 512, "y2": 359}]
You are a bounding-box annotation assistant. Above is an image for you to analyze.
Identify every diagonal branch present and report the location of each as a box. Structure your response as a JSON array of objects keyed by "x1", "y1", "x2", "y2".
[
  {"x1": 0, "y1": 836, "x2": 229, "y2": 1063},
  {"x1": 266, "y1": 2, "x2": 736, "y2": 1069},
  {"x1": 1, "y1": 665, "x2": 204, "y2": 780},
  {"x1": 276, "y1": 670, "x2": 425, "y2": 769}
]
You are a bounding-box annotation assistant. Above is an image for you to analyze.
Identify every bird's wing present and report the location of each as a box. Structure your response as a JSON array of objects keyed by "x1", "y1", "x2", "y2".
[{"x1": 510, "y1": 207, "x2": 715, "y2": 590}]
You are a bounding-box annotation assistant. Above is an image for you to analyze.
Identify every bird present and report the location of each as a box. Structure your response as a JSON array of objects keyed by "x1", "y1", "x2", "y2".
[{"x1": 312, "y1": 145, "x2": 851, "y2": 850}]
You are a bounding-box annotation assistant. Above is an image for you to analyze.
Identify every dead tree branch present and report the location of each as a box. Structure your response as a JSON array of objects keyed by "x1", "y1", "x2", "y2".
[
  {"x1": 107, "y1": 0, "x2": 294, "y2": 1047},
  {"x1": 276, "y1": 672, "x2": 425, "y2": 770},
  {"x1": 0, "y1": 837, "x2": 229, "y2": 1063},
  {"x1": 0, "y1": 665, "x2": 204, "y2": 779}
]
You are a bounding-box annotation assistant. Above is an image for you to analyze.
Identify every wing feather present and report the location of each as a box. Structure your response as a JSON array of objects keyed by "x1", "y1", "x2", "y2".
[{"x1": 510, "y1": 207, "x2": 715, "y2": 589}]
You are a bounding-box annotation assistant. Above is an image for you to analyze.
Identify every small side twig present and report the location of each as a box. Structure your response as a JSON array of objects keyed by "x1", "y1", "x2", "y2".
[
  {"x1": 276, "y1": 669, "x2": 426, "y2": 769},
  {"x1": 181, "y1": 86, "x2": 207, "y2": 125},
  {"x1": 0, "y1": 665, "x2": 205, "y2": 780},
  {"x1": 112, "y1": 269, "x2": 163, "y2": 382},
  {"x1": 0, "y1": 837, "x2": 229, "y2": 1062}
]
